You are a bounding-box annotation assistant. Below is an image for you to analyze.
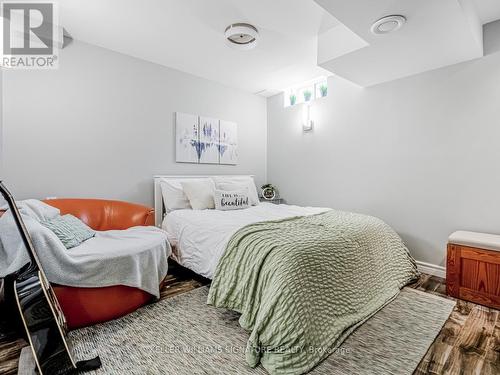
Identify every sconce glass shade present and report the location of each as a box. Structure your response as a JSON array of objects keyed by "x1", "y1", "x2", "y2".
[{"x1": 302, "y1": 104, "x2": 313, "y2": 132}]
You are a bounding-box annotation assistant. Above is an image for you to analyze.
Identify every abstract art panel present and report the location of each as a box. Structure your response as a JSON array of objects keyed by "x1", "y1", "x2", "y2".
[
  {"x1": 219, "y1": 120, "x2": 238, "y2": 165},
  {"x1": 198, "y1": 116, "x2": 220, "y2": 164},
  {"x1": 175, "y1": 112, "x2": 238, "y2": 165},
  {"x1": 175, "y1": 112, "x2": 199, "y2": 163}
]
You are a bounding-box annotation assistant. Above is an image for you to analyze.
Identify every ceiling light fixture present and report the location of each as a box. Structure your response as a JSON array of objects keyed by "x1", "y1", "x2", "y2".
[
  {"x1": 224, "y1": 23, "x2": 259, "y2": 50},
  {"x1": 370, "y1": 15, "x2": 406, "y2": 35}
]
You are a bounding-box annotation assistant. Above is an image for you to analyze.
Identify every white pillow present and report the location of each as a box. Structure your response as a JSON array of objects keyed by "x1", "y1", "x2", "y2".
[
  {"x1": 214, "y1": 189, "x2": 250, "y2": 211},
  {"x1": 159, "y1": 179, "x2": 191, "y2": 212},
  {"x1": 212, "y1": 176, "x2": 259, "y2": 206},
  {"x1": 181, "y1": 179, "x2": 216, "y2": 210}
]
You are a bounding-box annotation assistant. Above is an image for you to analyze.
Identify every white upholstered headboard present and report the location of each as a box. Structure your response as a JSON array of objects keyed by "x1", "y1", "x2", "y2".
[{"x1": 153, "y1": 175, "x2": 255, "y2": 227}]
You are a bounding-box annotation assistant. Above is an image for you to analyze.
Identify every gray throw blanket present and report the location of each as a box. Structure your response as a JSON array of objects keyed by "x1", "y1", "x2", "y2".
[{"x1": 0, "y1": 200, "x2": 170, "y2": 298}]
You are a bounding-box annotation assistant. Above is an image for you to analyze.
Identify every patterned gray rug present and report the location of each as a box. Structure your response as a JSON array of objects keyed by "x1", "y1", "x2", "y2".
[{"x1": 19, "y1": 286, "x2": 455, "y2": 375}]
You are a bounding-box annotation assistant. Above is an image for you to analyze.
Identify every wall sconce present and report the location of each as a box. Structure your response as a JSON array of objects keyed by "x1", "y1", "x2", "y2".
[{"x1": 302, "y1": 104, "x2": 313, "y2": 132}]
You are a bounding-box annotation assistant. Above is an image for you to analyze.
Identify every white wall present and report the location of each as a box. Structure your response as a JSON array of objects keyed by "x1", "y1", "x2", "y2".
[
  {"x1": 267, "y1": 51, "x2": 500, "y2": 267},
  {"x1": 1, "y1": 41, "x2": 267, "y2": 206},
  {"x1": 3, "y1": 30, "x2": 500, "y2": 268}
]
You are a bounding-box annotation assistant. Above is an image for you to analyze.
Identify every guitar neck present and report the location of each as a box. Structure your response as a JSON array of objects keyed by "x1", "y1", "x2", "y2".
[{"x1": 0, "y1": 182, "x2": 47, "y2": 280}]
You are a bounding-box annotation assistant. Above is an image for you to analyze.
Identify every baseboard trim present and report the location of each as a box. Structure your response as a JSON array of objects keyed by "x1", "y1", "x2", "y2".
[{"x1": 416, "y1": 260, "x2": 446, "y2": 279}]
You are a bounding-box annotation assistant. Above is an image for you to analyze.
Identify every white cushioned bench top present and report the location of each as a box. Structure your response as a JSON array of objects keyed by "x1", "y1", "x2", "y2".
[{"x1": 449, "y1": 231, "x2": 500, "y2": 252}]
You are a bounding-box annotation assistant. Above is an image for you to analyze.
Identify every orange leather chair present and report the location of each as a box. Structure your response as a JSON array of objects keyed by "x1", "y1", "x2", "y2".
[{"x1": 41, "y1": 199, "x2": 160, "y2": 330}]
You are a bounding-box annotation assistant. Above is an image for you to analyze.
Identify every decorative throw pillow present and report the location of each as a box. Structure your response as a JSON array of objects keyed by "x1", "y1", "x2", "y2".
[
  {"x1": 211, "y1": 176, "x2": 260, "y2": 206},
  {"x1": 181, "y1": 179, "x2": 216, "y2": 210},
  {"x1": 214, "y1": 189, "x2": 250, "y2": 211},
  {"x1": 41, "y1": 214, "x2": 96, "y2": 249}
]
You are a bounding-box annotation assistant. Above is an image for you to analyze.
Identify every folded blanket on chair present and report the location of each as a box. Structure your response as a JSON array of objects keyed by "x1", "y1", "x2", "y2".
[{"x1": 0, "y1": 200, "x2": 170, "y2": 298}]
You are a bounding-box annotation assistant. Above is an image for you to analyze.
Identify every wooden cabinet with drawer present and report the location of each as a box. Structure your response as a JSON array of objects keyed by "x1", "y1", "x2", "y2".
[{"x1": 447, "y1": 231, "x2": 500, "y2": 309}]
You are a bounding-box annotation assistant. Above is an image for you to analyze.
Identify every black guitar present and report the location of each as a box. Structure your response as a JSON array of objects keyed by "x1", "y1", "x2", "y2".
[{"x1": 0, "y1": 182, "x2": 101, "y2": 374}]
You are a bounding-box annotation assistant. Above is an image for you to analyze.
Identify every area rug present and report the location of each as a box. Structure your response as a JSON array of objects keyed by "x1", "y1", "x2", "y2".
[{"x1": 19, "y1": 286, "x2": 455, "y2": 375}]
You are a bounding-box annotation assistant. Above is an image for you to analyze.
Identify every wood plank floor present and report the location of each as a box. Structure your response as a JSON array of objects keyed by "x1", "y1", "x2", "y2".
[
  {"x1": 411, "y1": 275, "x2": 500, "y2": 375},
  {"x1": 0, "y1": 269, "x2": 498, "y2": 375}
]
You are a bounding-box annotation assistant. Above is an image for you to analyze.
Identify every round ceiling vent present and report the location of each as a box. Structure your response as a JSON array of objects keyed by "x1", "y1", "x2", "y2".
[
  {"x1": 370, "y1": 15, "x2": 406, "y2": 35},
  {"x1": 224, "y1": 23, "x2": 259, "y2": 50}
]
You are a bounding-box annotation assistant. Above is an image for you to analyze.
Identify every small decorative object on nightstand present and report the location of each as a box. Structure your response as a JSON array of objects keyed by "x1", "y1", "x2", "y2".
[
  {"x1": 260, "y1": 184, "x2": 277, "y2": 200},
  {"x1": 447, "y1": 231, "x2": 500, "y2": 310},
  {"x1": 260, "y1": 184, "x2": 284, "y2": 204}
]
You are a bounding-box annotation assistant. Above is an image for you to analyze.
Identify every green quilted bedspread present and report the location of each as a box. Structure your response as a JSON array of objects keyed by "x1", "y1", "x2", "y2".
[{"x1": 207, "y1": 210, "x2": 419, "y2": 375}]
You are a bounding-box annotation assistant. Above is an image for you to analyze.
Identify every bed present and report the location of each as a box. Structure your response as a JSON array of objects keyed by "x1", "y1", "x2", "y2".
[
  {"x1": 154, "y1": 175, "x2": 419, "y2": 375},
  {"x1": 163, "y1": 203, "x2": 328, "y2": 278},
  {"x1": 155, "y1": 175, "x2": 327, "y2": 277}
]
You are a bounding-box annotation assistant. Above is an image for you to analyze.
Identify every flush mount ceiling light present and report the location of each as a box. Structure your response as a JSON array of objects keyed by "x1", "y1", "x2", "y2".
[
  {"x1": 224, "y1": 23, "x2": 259, "y2": 50},
  {"x1": 370, "y1": 15, "x2": 406, "y2": 35}
]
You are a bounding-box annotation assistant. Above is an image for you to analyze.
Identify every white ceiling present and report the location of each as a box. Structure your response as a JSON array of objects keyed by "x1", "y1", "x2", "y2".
[
  {"x1": 315, "y1": 0, "x2": 488, "y2": 87},
  {"x1": 474, "y1": 0, "x2": 500, "y2": 24},
  {"x1": 56, "y1": 0, "x2": 500, "y2": 95},
  {"x1": 58, "y1": 0, "x2": 338, "y2": 96}
]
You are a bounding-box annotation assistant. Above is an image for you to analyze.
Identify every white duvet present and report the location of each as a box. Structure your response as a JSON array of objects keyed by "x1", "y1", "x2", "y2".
[{"x1": 162, "y1": 202, "x2": 329, "y2": 279}]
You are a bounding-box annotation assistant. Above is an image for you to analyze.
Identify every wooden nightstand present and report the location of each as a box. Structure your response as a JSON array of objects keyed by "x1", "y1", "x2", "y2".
[{"x1": 259, "y1": 198, "x2": 285, "y2": 205}]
